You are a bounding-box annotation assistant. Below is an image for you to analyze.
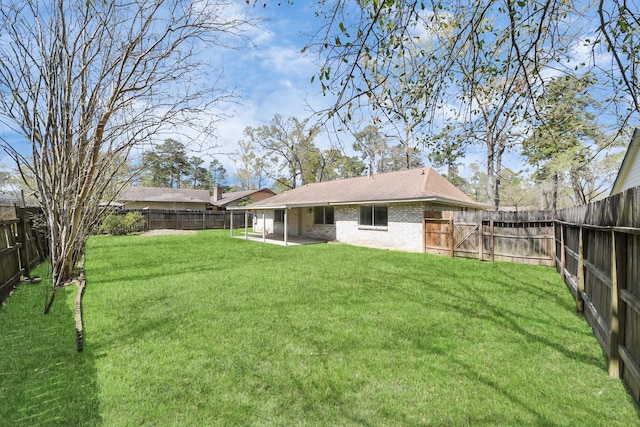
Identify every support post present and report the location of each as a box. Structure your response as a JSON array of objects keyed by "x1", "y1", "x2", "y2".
[
  {"x1": 478, "y1": 219, "x2": 483, "y2": 261},
  {"x1": 489, "y1": 219, "x2": 495, "y2": 262},
  {"x1": 577, "y1": 227, "x2": 585, "y2": 312},
  {"x1": 448, "y1": 219, "x2": 454, "y2": 257},
  {"x1": 609, "y1": 230, "x2": 620, "y2": 377},
  {"x1": 229, "y1": 211, "x2": 234, "y2": 238},
  {"x1": 560, "y1": 223, "x2": 566, "y2": 280},
  {"x1": 284, "y1": 209, "x2": 288, "y2": 246},
  {"x1": 262, "y1": 212, "x2": 266, "y2": 243},
  {"x1": 16, "y1": 207, "x2": 30, "y2": 278},
  {"x1": 244, "y1": 211, "x2": 248, "y2": 239}
]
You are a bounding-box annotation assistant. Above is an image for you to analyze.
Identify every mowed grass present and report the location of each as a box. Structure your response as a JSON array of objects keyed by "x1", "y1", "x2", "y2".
[{"x1": 1, "y1": 230, "x2": 639, "y2": 426}]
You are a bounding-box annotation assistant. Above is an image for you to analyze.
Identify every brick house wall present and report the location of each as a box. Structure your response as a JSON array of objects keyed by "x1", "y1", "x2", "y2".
[
  {"x1": 336, "y1": 202, "x2": 453, "y2": 253},
  {"x1": 253, "y1": 210, "x2": 276, "y2": 234},
  {"x1": 252, "y1": 202, "x2": 457, "y2": 251}
]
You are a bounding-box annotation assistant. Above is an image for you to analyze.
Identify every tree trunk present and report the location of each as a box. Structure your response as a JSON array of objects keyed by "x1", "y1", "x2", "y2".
[
  {"x1": 486, "y1": 135, "x2": 496, "y2": 208},
  {"x1": 552, "y1": 173, "x2": 559, "y2": 211},
  {"x1": 494, "y1": 140, "x2": 506, "y2": 210}
]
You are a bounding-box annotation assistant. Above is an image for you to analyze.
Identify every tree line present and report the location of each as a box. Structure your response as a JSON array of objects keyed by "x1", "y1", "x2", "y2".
[{"x1": 310, "y1": 0, "x2": 636, "y2": 211}]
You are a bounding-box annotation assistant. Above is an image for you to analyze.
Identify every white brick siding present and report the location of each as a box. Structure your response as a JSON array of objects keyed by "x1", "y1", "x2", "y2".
[
  {"x1": 335, "y1": 203, "x2": 422, "y2": 252},
  {"x1": 335, "y1": 203, "x2": 453, "y2": 252},
  {"x1": 252, "y1": 210, "x2": 275, "y2": 234}
]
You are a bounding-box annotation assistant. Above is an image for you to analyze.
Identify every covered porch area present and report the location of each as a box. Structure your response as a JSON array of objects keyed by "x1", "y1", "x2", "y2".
[{"x1": 228, "y1": 208, "x2": 328, "y2": 247}]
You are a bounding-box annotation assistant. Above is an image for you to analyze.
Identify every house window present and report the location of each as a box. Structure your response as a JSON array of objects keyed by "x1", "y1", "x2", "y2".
[
  {"x1": 359, "y1": 205, "x2": 388, "y2": 227},
  {"x1": 274, "y1": 209, "x2": 284, "y2": 223},
  {"x1": 314, "y1": 206, "x2": 334, "y2": 225}
]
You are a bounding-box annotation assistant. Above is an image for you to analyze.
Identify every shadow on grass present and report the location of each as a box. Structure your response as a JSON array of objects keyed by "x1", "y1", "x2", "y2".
[{"x1": 0, "y1": 278, "x2": 102, "y2": 426}]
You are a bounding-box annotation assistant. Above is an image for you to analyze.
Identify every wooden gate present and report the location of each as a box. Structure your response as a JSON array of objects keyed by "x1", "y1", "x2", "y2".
[{"x1": 424, "y1": 218, "x2": 453, "y2": 256}]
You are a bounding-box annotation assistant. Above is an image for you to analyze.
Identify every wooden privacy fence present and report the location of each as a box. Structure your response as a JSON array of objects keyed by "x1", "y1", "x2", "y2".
[
  {"x1": 124, "y1": 209, "x2": 252, "y2": 231},
  {"x1": 424, "y1": 210, "x2": 556, "y2": 266},
  {"x1": 0, "y1": 207, "x2": 48, "y2": 304},
  {"x1": 425, "y1": 202, "x2": 639, "y2": 402},
  {"x1": 555, "y1": 186, "x2": 640, "y2": 402}
]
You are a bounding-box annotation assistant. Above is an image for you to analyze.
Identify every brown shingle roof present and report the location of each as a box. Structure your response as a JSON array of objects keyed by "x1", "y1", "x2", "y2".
[
  {"x1": 210, "y1": 189, "x2": 275, "y2": 207},
  {"x1": 119, "y1": 186, "x2": 210, "y2": 203},
  {"x1": 236, "y1": 168, "x2": 484, "y2": 209}
]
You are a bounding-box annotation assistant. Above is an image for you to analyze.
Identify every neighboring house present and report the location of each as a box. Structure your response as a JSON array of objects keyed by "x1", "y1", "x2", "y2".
[
  {"x1": 230, "y1": 167, "x2": 487, "y2": 253},
  {"x1": 0, "y1": 192, "x2": 19, "y2": 220},
  {"x1": 611, "y1": 128, "x2": 640, "y2": 195},
  {"x1": 118, "y1": 186, "x2": 210, "y2": 210},
  {"x1": 209, "y1": 186, "x2": 276, "y2": 211},
  {"x1": 0, "y1": 191, "x2": 19, "y2": 206}
]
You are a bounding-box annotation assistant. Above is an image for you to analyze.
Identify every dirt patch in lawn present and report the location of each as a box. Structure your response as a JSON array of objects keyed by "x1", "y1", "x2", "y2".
[{"x1": 140, "y1": 229, "x2": 197, "y2": 237}]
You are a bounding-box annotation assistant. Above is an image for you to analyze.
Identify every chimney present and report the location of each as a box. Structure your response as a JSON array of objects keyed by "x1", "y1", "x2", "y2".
[{"x1": 213, "y1": 185, "x2": 223, "y2": 202}]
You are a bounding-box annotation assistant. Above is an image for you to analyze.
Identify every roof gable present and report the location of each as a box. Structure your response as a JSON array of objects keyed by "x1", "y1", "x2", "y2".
[{"x1": 239, "y1": 168, "x2": 483, "y2": 209}]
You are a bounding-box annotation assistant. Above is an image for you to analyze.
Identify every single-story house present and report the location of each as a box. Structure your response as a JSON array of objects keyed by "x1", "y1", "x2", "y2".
[
  {"x1": 0, "y1": 191, "x2": 19, "y2": 206},
  {"x1": 229, "y1": 167, "x2": 487, "y2": 253},
  {"x1": 209, "y1": 186, "x2": 276, "y2": 210},
  {"x1": 610, "y1": 128, "x2": 640, "y2": 195},
  {"x1": 0, "y1": 192, "x2": 19, "y2": 220},
  {"x1": 118, "y1": 186, "x2": 210, "y2": 210}
]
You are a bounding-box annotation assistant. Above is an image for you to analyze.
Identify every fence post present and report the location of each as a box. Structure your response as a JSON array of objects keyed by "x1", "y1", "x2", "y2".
[
  {"x1": 448, "y1": 219, "x2": 454, "y2": 257},
  {"x1": 478, "y1": 219, "x2": 483, "y2": 261},
  {"x1": 560, "y1": 223, "x2": 566, "y2": 280},
  {"x1": 609, "y1": 230, "x2": 620, "y2": 377},
  {"x1": 229, "y1": 211, "x2": 234, "y2": 238},
  {"x1": 16, "y1": 207, "x2": 30, "y2": 279},
  {"x1": 576, "y1": 227, "x2": 584, "y2": 312},
  {"x1": 489, "y1": 219, "x2": 495, "y2": 262}
]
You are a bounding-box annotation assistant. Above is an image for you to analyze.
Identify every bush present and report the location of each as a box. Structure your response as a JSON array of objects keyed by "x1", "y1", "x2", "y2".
[{"x1": 101, "y1": 212, "x2": 146, "y2": 235}]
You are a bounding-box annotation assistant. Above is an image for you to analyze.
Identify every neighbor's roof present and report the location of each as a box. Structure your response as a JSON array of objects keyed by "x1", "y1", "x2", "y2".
[
  {"x1": 0, "y1": 192, "x2": 19, "y2": 206},
  {"x1": 230, "y1": 168, "x2": 486, "y2": 210},
  {"x1": 210, "y1": 188, "x2": 275, "y2": 207},
  {"x1": 610, "y1": 128, "x2": 640, "y2": 195},
  {"x1": 119, "y1": 186, "x2": 210, "y2": 203}
]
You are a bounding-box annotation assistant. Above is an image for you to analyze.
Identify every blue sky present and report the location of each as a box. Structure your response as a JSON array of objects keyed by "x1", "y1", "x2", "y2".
[
  {"x1": 201, "y1": 1, "x2": 526, "y2": 181},
  {"x1": 0, "y1": 1, "x2": 330, "y2": 179},
  {"x1": 199, "y1": 2, "x2": 333, "y2": 173}
]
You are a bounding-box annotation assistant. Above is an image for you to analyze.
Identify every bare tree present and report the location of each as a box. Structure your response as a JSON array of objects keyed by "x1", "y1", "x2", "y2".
[
  {"x1": 310, "y1": 1, "x2": 639, "y2": 204},
  {"x1": 0, "y1": 0, "x2": 252, "y2": 312}
]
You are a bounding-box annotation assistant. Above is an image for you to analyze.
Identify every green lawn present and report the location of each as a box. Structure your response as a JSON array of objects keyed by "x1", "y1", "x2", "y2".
[{"x1": 1, "y1": 230, "x2": 638, "y2": 426}]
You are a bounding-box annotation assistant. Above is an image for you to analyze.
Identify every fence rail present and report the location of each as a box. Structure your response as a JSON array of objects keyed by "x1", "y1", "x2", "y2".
[
  {"x1": 0, "y1": 207, "x2": 48, "y2": 304},
  {"x1": 122, "y1": 209, "x2": 252, "y2": 231}
]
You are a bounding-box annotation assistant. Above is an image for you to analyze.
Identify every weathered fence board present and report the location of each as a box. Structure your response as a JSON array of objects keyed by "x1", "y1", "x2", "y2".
[
  {"x1": 0, "y1": 219, "x2": 21, "y2": 303},
  {"x1": 556, "y1": 186, "x2": 640, "y2": 403},
  {"x1": 0, "y1": 207, "x2": 48, "y2": 304},
  {"x1": 430, "y1": 210, "x2": 556, "y2": 266},
  {"x1": 122, "y1": 209, "x2": 252, "y2": 231}
]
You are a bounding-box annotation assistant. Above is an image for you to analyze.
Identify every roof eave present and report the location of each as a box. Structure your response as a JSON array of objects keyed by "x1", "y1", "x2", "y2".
[{"x1": 229, "y1": 197, "x2": 487, "y2": 210}]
